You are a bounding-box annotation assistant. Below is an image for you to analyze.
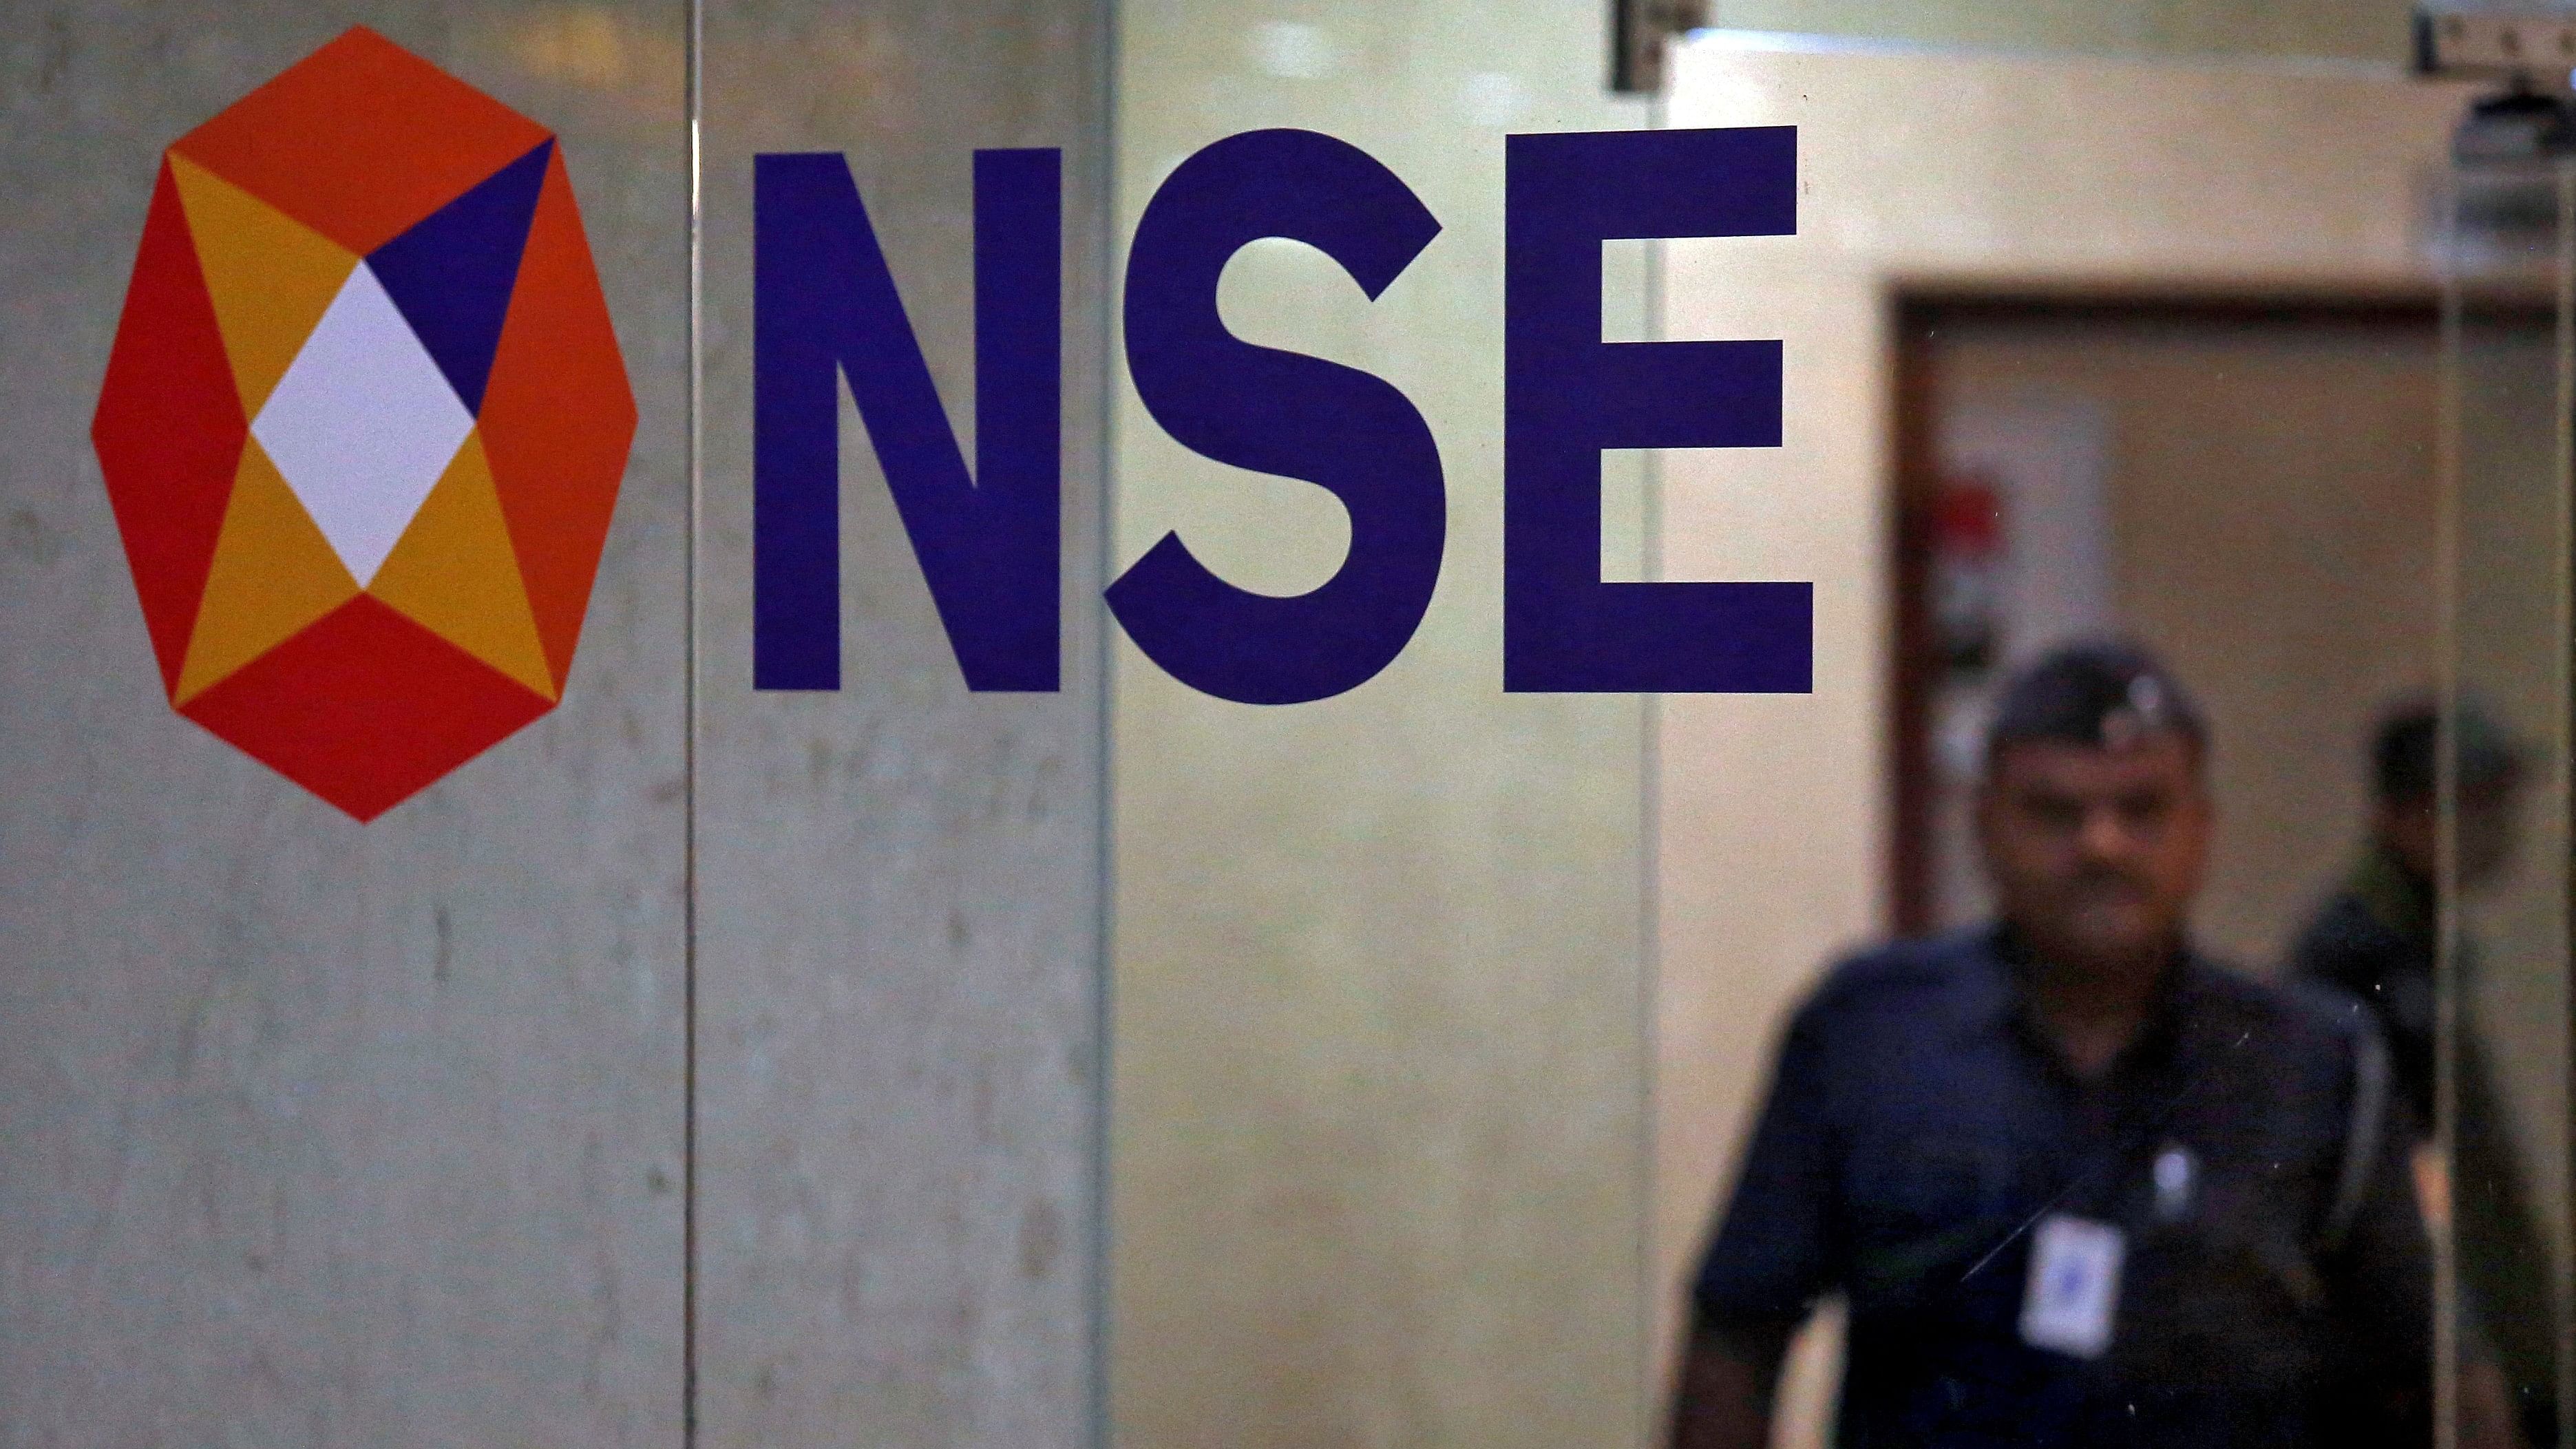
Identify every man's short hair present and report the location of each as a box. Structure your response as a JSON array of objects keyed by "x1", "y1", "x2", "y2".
[
  {"x1": 2373, "y1": 697, "x2": 2520, "y2": 804},
  {"x1": 1985, "y1": 640, "x2": 2208, "y2": 769}
]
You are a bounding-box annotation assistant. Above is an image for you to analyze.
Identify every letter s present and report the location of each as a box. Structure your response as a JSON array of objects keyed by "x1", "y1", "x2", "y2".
[{"x1": 1110, "y1": 129, "x2": 1444, "y2": 706}]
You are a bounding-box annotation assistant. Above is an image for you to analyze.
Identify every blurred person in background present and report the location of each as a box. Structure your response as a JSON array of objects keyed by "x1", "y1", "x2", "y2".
[
  {"x1": 2290, "y1": 699, "x2": 2552, "y2": 1446},
  {"x1": 1670, "y1": 642, "x2": 2436, "y2": 1449}
]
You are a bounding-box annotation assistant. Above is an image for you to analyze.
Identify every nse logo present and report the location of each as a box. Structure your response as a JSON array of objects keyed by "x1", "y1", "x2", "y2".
[
  {"x1": 754, "y1": 127, "x2": 1810, "y2": 703},
  {"x1": 92, "y1": 28, "x2": 632, "y2": 821},
  {"x1": 96, "y1": 31, "x2": 1806, "y2": 818}
]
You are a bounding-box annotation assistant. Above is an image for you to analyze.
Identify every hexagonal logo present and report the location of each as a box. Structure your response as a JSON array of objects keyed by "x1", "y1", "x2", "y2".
[{"x1": 92, "y1": 26, "x2": 635, "y2": 821}]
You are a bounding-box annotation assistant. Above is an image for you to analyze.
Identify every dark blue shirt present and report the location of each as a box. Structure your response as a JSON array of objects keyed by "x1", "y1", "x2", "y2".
[{"x1": 1693, "y1": 926, "x2": 2429, "y2": 1448}]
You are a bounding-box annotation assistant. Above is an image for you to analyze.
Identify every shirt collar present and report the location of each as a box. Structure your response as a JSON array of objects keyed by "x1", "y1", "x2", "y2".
[{"x1": 1981, "y1": 920, "x2": 2202, "y2": 1079}]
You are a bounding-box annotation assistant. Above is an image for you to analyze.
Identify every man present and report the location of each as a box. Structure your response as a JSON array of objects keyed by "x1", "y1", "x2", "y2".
[
  {"x1": 1671, "y1": 642, "x2": 2430, "y2": 1448},
  {"x1": 2290, "y1": 700, "x2": 2522, "y2": 1134},
  {"x1": 2290, "y1": 701, "x2": 2551, "y2": 1447}
]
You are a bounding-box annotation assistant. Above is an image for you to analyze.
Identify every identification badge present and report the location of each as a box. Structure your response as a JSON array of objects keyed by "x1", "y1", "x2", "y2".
[{"x1": 2020, "y1": 1214, "x2": 2124, "y2": 1358}]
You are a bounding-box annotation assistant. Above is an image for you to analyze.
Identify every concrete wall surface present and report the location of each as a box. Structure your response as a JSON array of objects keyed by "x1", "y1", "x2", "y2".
[
  {"x1": 693, "y1": 1, "x2": 1110, "y2": 1444},
  {"x1": 0, "y1": 2, "x2": 1110, "y2": 1445},
  {"x1": 0, "y1": 4, "x2": 690, "y2": 1442}
]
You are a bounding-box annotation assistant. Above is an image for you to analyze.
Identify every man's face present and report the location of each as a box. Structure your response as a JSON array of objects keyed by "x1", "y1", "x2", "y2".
[
  {"x1": 2378, "y1": 777, "x2": 2522, "y2": 891},
  {"x1": 1977, "y1": 732, "x2": 2211, "y2": 971}
]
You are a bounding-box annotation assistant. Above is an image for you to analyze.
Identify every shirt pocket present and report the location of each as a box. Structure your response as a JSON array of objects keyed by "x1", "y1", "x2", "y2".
[{"x1": 1845, "y1": 1134, "x2": 2023, "y2": 1309}]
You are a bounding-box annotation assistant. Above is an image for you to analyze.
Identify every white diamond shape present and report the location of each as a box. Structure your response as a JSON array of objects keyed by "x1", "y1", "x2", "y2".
[{"x1": 250, "y1": 262, "x2": 474, "y2": 585}]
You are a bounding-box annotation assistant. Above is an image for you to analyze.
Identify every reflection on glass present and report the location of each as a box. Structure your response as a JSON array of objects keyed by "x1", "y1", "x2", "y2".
[
  {"x1": 1108, "y1": 5, "x2": 1657, "y2": 1446},
  {"x1": 1675, "y1": 644, "x2": 2443, "y2": 1448}
]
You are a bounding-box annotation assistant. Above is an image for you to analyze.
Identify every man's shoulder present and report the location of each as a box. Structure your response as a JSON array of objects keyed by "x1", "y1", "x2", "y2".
[
  {"x1": 1797, "y1": 929, "x2": 2002, "y2": 1030},
  {"x1": 2289, "y1": 887, "x2": 2419, "y2": 986},
  {"x1": 2295, "y1": 886, "x2": 2394, "y2": 951},
  {"x1": 1753, "y1": 932, "x2": 2007, "y2": 1111},
  {"x1": 2186, "y1": 952, "x2": 2381, "y2": 1065},
  {"x1": 1796, "y1": 933, "x2": 2376, "y2": 1057}
]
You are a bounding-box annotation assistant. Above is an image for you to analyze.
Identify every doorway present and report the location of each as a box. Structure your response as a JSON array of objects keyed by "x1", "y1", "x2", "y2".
[{"x1": 1890, "y1": 297, "x2": 2442, "y2": 967}]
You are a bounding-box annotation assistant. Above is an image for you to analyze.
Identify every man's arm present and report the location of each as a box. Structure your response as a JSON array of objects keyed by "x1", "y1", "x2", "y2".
[
  {"x1": 1676, "y1": 986, "x2": 1846, "y2": 1448},
  {"x1": 1668, "y1": 1315, "x2": 1795, "y2": 1449}
]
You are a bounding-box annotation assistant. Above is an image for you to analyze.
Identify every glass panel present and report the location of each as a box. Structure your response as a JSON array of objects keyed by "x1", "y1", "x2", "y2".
[
  {"x1": 691, "y1": 3, "x2": 1113, "y2": 1446},
  {"x1": 2443, "y1": 138, "x2": 2575, "y2": 1449},
  {"x1": 1106, "y1": 6, "x2": 1658, "y2": 1446}
]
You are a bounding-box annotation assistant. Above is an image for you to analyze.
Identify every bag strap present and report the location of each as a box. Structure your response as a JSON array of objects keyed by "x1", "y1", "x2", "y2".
[{"x1": 2319, "y1": 1024, "x2": 2390, "y2": 1255}]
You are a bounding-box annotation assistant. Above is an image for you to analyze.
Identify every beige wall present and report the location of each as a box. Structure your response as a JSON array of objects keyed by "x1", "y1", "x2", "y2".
[
  {"x1": 1705, "y1": 0, "x2": 2412, "y2": 65},
  {"x1": 1930, "y1": 313, "x2": 2441, "y2": 969},
  {"x1": 1656, "y1": 36, "x2": 2471, "y2": 1439},
  {"x1": 1107, "y1": 3, "x2": 1658, "y2": 1446}
]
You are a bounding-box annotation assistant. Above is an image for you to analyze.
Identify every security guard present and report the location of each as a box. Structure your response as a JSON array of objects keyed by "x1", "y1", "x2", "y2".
[{"x1": 1670, "y1": 642, "x2": 2430, "y2": 1449}]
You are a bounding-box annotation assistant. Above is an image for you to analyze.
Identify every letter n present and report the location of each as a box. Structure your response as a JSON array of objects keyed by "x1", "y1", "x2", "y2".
[{"x1": 753, "y1": 150, "x2": 1060, "y2": 690}]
